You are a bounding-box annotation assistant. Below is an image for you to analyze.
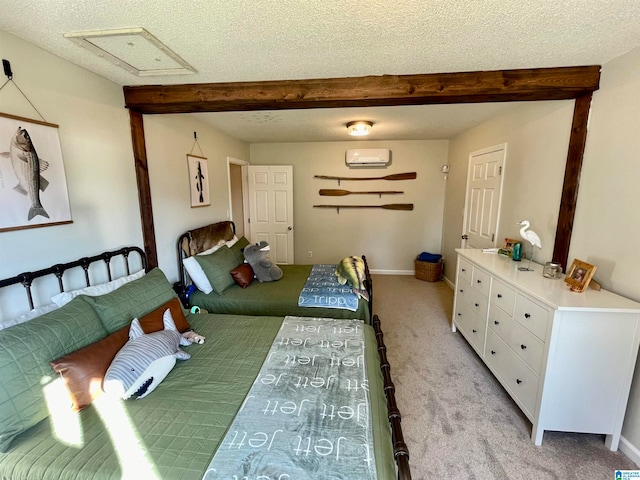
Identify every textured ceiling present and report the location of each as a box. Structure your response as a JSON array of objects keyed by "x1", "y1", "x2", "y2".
[{"x1": 2, "y1": 0, "x2": 640, "y2": 142}]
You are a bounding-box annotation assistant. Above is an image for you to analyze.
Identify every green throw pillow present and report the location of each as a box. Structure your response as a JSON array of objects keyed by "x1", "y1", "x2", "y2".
[
  {"x1": 230, "y1": 236, "x2": 250, "y2": 265},
  {"x1": 194, "y1": 246, "x2": 240, "y2": 294},
  {"x1": 0, "y1": 296, "x2": 108, "y2": 452},
  {"x1": 83, "y1": 268, "x2": 177, "y2": 333}
]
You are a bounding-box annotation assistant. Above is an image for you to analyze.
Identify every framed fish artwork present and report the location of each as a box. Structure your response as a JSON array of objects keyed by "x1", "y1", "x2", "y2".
[
  {"x1": 187, "y1": 154, "x2": 210, "y2": 207},
  {"x1": 0, "y1": 113, "x2": 72, "y2": 232}
]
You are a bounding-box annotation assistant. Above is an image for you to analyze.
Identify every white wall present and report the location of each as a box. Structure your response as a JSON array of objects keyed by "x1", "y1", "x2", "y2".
[
  {"x1": 0, "y1": 31, "x2": 248, "y2": 320},
  {"x1": 0, "y1": 31, "x2": 141, "y2": 319},
  {"x1": 569, "y1": 47, "x2": 640, "y2": 455},
  {"x1": 143, "y1": 114, "x2": 249, "y2": 282},
  {"x1": 250, "y1": 140, "x2": 448, "y2": 271},
  {"x1": 442, "y1": 47, "x2": 640, "y2": 461},
  {"x1": 442, "y1": 100, "x2": 574, "y2": 280}
]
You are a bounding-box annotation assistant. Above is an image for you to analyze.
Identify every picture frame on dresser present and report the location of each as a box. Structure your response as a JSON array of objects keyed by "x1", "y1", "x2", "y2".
[{"x1": 564, "y1": 259, "x2": 597, "y2": 292}]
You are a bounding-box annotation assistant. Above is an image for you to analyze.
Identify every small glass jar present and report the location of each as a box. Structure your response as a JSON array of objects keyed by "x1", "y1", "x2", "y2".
[{"x1": 543, "y1": 262, "x2": 562, "y2": 279}]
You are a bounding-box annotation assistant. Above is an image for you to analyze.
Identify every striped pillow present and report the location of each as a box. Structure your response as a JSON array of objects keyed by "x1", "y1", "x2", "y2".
[{"x1": 104, "y1": 309, "x2": 190, "y2": 400}]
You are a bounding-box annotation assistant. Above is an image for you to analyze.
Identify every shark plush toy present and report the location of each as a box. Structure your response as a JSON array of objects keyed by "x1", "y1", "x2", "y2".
[
  {"x1": 104, "y1": 309, "x2": 191, "y2": 400},
  {"x1": 243, "y1": 241, "x2": 283, "y2": 282}
]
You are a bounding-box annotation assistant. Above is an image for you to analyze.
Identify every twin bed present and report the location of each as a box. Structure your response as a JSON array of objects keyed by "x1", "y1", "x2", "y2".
[
  {"x1": 0, "y1": 225, "x2": 410, "y2": 479},
  {"x1": 176, "y1": 221, "x2": 372, "y2": 322}
]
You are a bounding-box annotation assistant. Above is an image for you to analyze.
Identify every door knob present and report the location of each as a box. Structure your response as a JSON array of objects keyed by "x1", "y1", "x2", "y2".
[{"x1": 287, "y1": 226, "x2": 293, "y2": 231}]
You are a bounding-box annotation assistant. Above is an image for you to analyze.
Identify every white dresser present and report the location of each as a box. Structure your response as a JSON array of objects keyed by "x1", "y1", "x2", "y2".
[{"x1": 452, "y1": 248, "x2": 640, "y2": 450}]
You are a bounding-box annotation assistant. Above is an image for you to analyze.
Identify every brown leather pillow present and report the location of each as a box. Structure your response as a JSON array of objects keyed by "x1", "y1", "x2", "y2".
[
  {"x1": 230, "y1": 263, "x2": 254, "y2": 288},
  {"x1": 49, "y1": 298, "x2": 190, "y2": 412},
  {"x1": 50, "y1": 326, "x2": 129, "y2": 411},
  {"x1": 137, "y1": 297, "x2": 191, "y2": 333}
]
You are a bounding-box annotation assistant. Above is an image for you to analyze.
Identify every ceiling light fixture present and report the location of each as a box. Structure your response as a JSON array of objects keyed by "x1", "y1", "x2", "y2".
[{"x1": 346, "y1": 121, "x2": 373, "y2": 137}]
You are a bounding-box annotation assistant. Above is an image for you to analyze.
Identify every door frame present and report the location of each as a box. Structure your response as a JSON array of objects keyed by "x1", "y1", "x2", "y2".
[
  {"x1": 226, "y1": 156, "x2": 250, "y2": 237},
  {"x1": 246, "y1": 165, "x2": 294, "y2": 264},
  {"x1": 461, "y1": 143, "x2": 507, "y2": 249}
]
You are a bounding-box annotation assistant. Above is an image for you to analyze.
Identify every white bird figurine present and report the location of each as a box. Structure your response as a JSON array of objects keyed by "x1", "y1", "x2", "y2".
[{"x1": 518, "y1": 220, "x2": 542, "y2": 271}]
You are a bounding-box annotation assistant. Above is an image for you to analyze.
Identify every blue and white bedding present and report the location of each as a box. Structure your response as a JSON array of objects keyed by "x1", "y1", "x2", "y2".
[{"x1": 297, "y1": 264, "x2": 360, "y2": 312}]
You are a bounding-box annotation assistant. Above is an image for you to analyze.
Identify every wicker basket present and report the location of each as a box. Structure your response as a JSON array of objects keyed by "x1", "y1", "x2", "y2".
[{"x1": 414, "y1": 257, "x2": 443, "y2": 282}]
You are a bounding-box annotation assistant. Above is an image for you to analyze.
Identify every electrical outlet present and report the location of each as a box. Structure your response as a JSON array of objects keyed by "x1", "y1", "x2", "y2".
[{"x1": 307, "y1": 251, "x2": 313, "y2": 258}]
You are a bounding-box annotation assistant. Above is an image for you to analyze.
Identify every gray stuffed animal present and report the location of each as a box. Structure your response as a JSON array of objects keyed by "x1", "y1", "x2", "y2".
[{"x1": 243, "y1": 241, "x2": 283, "y2": 282}]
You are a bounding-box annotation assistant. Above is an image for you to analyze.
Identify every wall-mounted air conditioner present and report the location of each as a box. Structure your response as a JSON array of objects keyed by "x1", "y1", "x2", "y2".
[{"x1": 345, "y1": 148, "x2": 391, "y2": 168}]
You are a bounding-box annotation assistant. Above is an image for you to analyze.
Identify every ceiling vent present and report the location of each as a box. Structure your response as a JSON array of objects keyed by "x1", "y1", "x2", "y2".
[
  {"x1": 345, "y1": 149, "x2": 391, "y2": 168},
  {"x1": 64, "y1": 27, "x2": 196, "y2": 77}
]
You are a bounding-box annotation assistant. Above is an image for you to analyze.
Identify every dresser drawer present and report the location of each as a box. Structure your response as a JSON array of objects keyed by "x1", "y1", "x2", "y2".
[
  {"x1": 471, "y1": 266, "x2": 491, "y2": 297},
  {"x1": 455, "y1": 301, "x2": 486, "y2": 355},
  {"x1": 487, "y1": 303, "x2": 513, "y2": 342},
  {"x1": 486, "y1": 329, "x2": 539, "y2": 418},
  {"x1": 467, "y1": 287, "x2": 489, "y2": 319},
  {"x1": 505, "y1": 351, "x2": 540, "y2": 417},
  {"x1": 458, "y1": 257, "x2": 473, "y2": 284},
  {"x1": 514, "y1": 295, "x2": 550, "y2": 341},
  {"x1": 490, "y1": 278, "x2": 516, "y2": 315},
  {"x1": 509, "y1": 320, "x2": 545, "y2": 374},
  {"x1": 485, "y1": 328, "x2": 511, "y2": 384},
  {"x1": 456, "y1": 278, "x2": 471, "y2": 304}
]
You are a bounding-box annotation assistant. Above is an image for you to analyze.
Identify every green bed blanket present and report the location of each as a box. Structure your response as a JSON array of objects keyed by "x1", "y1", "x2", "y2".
[
  {"x1": 189, "y1": 264, "x2": 371, "y2": 323},
  {"x1": 0, "y1": 314, "x2": 394, "y2": 480}
]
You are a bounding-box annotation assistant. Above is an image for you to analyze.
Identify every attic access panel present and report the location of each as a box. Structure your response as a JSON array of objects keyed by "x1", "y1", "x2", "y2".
[{"x1": 64, "y1": 27, "x2": 196, "y2": 77}]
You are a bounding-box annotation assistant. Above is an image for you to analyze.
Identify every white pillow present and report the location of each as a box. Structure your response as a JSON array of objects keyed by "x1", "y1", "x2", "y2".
[
  {"x1": 51, "y1": 269, "x2": 146, "y2": 307},
  {"x1": 182, "y1": 257, "x2": 213, "y2": 294},
  {"x1": 0, "y1": 303, "x2": 59, "y2": 331},
  {"x1": 225, "y1": 235, "x2": 239, "y2": 248},
  {"x1": 197, "y1": 242, "x2": 224, "y2": 256}
]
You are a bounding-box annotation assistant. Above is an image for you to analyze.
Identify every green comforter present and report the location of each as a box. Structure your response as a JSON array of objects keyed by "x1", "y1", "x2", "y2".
[
  {"x1": 189, "y1": 264, "x2": 371, "y2": 323},
  {"x1": 0, "y1": 314, "x2": 394, "y2": 480}
]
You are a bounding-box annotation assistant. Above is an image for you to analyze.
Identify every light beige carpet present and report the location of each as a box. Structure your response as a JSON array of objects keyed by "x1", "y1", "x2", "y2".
[{"x1": 372, "y1": 274, "x2": 637, "y2": 480}]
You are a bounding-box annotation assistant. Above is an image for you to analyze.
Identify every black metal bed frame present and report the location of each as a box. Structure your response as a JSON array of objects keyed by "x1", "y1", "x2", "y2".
[
  {"x1": 0, "y1": 246, "x2": 146, "y2": 311},
  {"x1": 0, "y1": 243, "x2": 409, "y2": 478},
  {"x1": 174, "y1": 221, "x2": 408, "y2": 478}
]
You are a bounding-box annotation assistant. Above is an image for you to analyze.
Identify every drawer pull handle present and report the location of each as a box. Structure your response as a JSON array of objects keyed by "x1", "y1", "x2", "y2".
[
  {"x1": 477, "y1": 279, "x2": 482, "y2": 284},
  {"x1": 459, "y1": 289, "x2": 464, "y2": 293},
  {"x1": 494, "y1": 320, "x2": 499, "y2": 325},
  {"x1": 497, "y1": 294, "x2": 503, "y2": 298},
  {"x1": 520, "y1": 344, "x2": 527, "y2": 350},
  {"x1": 457, "y1": 313, "x2": 462, "y2": 316},
  {"x1": 472, "y1": 329, "x2": 477, "y2": 333},
  {"x1": 475, "y1": 303, "x2": 479, "y2": 307},
  {"x1": 461, "y1": 268, "x2": 466, "y2": 272},
  {"x1": 491, "y1": 350, "x2": 496, "y2": 355},
  {"x1": 524, "y1": 313, "x2": 531, "y2": 319},
  {"x1": 516, "y1": 379, "x2": 522, "y2": 385}
]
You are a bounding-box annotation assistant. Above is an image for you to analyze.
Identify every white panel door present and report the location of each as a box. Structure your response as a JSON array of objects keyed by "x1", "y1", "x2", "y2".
[
  {"x1": 462, "y1": 144, "x2": 506, "y2": 249},
  {"x1": 247, "y1": 165, "x2": 294, "y2": 264}
]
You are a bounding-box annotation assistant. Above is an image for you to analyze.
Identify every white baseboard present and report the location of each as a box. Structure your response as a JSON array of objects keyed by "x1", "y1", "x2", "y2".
[
  {"x1": 370, "y1": 270, "x2": 457, "y2": 289},
  {"x1": 620, "y1": 435, "x2": 640, "y2": 467},
  {"x1": 370, "y1": 269, "x2": 414, "y2": 275}
]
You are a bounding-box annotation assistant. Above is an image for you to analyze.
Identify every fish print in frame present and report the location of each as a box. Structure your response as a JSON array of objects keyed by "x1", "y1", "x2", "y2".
[
  {"x1": 187, "y1": 154, "x2": 210, "y2": 207},
  {"x1": 0, "y1": 113, "x2": 72, "y2": 232}
]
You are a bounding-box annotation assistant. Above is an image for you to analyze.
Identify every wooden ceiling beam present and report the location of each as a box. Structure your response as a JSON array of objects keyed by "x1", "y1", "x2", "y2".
[{"x1": 123, "y1": 66, "x2": 601, "y2": 114}]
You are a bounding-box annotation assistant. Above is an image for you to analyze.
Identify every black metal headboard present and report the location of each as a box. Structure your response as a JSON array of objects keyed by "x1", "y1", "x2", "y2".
[
  {"x1": 176, "y1": 221, "x2": 236, "y2": 299},
  {"x1": 0, "y1": 246, "x2": 146, "y2": 312}
]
